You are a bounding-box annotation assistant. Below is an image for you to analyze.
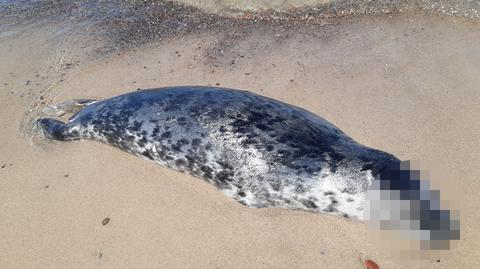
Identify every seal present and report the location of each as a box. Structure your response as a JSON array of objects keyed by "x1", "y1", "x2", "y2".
[{"x1": 37, "y1": 86, "x2": 458, "y2": 245}]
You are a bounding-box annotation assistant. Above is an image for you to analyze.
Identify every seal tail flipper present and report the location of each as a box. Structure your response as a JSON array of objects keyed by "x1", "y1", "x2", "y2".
[
  {"x1": 42, "y1": 99, "x2": 97, "y2": 117},
  {"x1": 36, "y1": 118, "x2": 79, "y2": 141}
]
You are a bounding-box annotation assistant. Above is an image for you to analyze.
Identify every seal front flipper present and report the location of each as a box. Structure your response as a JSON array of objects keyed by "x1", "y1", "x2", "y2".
[{"x1": 36, "y1": 118, "x2": 80, "y2": 141}]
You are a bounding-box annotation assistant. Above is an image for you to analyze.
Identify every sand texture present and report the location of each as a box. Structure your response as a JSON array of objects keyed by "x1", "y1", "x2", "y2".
[{"x1": 0, "y1": 5, "x2": 479, "y2": 268}]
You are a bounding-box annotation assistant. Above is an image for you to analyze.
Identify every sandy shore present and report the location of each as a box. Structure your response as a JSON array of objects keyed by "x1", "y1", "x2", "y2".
[{"x1": 0, "y1": 6, "x2": 479, "y2": 268}]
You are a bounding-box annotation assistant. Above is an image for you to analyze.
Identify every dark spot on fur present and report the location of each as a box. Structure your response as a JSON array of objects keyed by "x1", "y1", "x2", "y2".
[
  {"x1": 215, "y1": 170, "x2": 234, "y2": 183},
  {"x1": 205, "y1": 143, "x2": 212, "y2": 150},
  {"x1": 191, "y1": 138, "x2": 202, "y2": 148},
  {"x1": 152, "y1": 127, "x2": 160, "y2": 137},
  {"x1": 142, "y1": 150, "x2": 153, "y2": 160},
  {"x1": 255, "y1": 123, "x2": 272, "y2": 131},
  {"x1": 324, "y1": 205, "x2": 337, "y2": 213},
  {"x1": 216, "y1": 161, "x2": 233, "y2": 170},
  {"x1": 277, "y1": 149, "x2": 290, "y2": 157},
  {"x1": 241, "y1": 138, "x2": 257, "y2": 147},
  {"x1": 238, "y1": 191, "x2": 246, "y2": 197},
  {"x1": 137, "y1": 136, "x2": 148, "y2": 147},
  {"x1": 324, "y1": 191, "x2": 335, "y2": 196},
  {"x1": 200, "y1": 165, "x2": 213, "y2": 179},
  {"x1": 175, "y1": 158, "x2": 187, "y2": 167},
  {"x1": 172, "y1": 138, "x2": 189, "y2": 152},
  {"x1": 341, "y1": 188, "x2": 354, "y2": 194},
  {"x1": 161, "y1": 131, "x2": 172, "y2": 139},
  {"x1": 295, "y1": 184, "x2": 306, "y2": 194},
  {"x1": 177, "y1": 117, "x2": 187, "y2": 126},
  {"x1": 129, "y1": 121, "x2": 142, "y2": 132},
  {"x1": 302, "y1": 199, "x2": 318, "y2": 209},
  {"x1": 270, "y1": 181, "x2": 282, "y2": 191},
  {"x1": 179, "y1": 138, "x2": 189, "y2": 144}
]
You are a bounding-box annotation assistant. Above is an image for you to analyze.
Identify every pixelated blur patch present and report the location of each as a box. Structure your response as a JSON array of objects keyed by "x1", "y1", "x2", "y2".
[{"x1": 365, "y1": 160, "x2": 460, "y2": 257}]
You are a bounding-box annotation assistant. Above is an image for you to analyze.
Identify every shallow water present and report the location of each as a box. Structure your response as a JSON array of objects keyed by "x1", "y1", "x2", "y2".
[
  {"x1": 1, "y1": 0, "x2": 480, "y2": 24},
  {"x1": 176, "y1": 0, "x2": 480, "y2": 18}
]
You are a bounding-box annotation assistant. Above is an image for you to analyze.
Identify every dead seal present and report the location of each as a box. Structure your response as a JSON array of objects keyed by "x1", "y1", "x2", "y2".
[{"x1": 36, "y1": 86, "x2": 459, "y2": 247}]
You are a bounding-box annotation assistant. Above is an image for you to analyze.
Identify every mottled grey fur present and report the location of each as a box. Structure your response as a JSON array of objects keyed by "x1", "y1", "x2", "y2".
[{"x1": 38, "y1": 86, "x2": 400, "y2": 219}]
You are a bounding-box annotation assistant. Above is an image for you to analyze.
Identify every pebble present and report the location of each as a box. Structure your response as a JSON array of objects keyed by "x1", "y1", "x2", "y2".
[{"x1": 102, "y1": 217, "x2": 110, "y2": 226}]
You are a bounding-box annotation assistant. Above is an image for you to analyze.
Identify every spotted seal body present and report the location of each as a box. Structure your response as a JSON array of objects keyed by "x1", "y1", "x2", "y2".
[{"x1": 37, "y1": 87, "x2": 459, "y2": 243}]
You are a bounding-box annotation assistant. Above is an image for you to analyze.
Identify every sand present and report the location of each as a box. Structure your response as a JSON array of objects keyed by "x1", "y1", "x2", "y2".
[{"x1": 0, "y1": 8, "x2": 479, "y2": 269}]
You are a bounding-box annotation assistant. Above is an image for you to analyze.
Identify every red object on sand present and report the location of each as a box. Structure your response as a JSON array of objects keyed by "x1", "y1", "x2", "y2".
[{"x1": 365, "y1": 259, "x2": 380, "y2": 269}]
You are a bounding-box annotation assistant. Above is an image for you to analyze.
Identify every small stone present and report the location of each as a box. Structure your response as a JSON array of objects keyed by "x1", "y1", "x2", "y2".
[
  {"x1": 215, "y1": 83, "x2": 220, "y2": 86},
  {"x1": 64, "y1": 173, "x2": 69, "y2": 178},
  {"x1": 102, "y1": 218, "x2": 110, "y2": 226}
]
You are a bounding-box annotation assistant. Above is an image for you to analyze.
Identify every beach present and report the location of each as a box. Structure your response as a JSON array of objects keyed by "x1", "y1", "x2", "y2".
[{"x1": 0, "y1": 1, "x2": 479, "y2": 268}]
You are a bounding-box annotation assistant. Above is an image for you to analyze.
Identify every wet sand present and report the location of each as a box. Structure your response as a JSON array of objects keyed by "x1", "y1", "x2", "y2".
[{"x1": 0, "y1": 5, "x2": 479, "y2": 269}]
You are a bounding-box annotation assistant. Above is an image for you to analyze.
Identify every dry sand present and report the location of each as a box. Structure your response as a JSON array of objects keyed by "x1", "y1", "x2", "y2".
[{"x1": 0, "y1": 8, "x2": 479, "y2": 269}]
